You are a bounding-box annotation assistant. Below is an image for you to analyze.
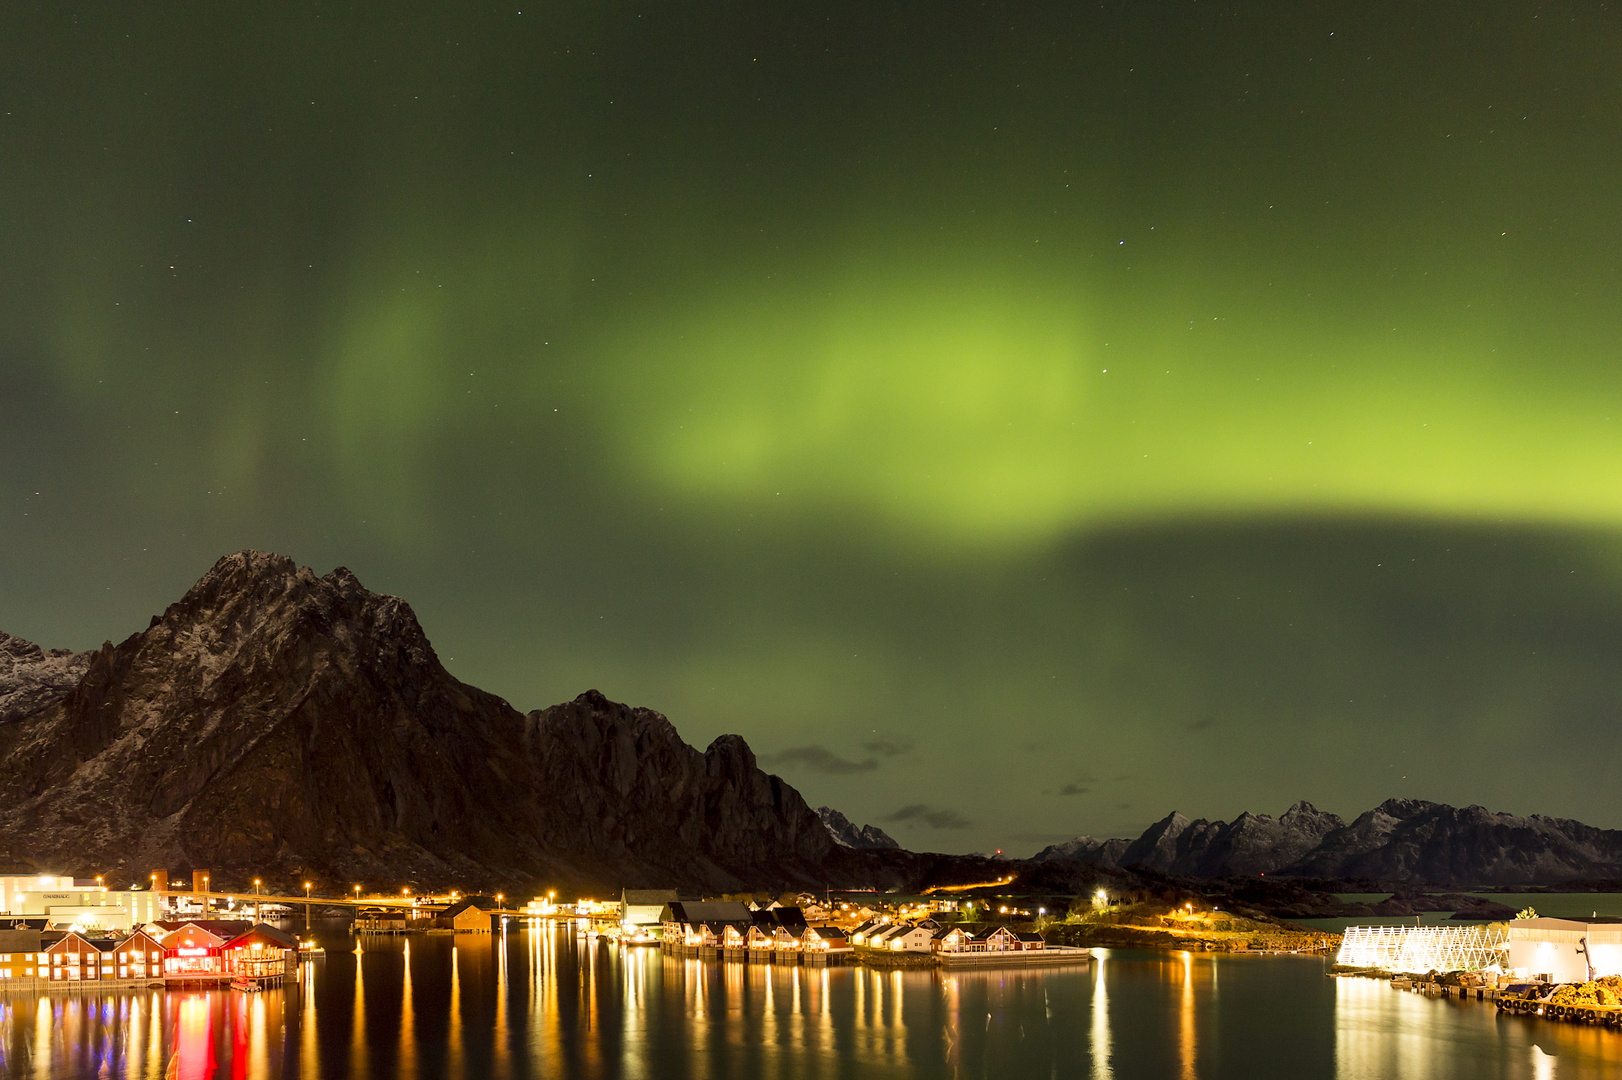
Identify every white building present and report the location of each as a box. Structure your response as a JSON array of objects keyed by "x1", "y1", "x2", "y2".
[
  {"x1": 0, "y1": 876, "x2": 162, "y2": 931},
  {"x1": 1508, "y1": 918, "x2": 1622, "y2": 983},
  {"x1": 621, "y1": 889, "x2": 678, "y2": 930}
]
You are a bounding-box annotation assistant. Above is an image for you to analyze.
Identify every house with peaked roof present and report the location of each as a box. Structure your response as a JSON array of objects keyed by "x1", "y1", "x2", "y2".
[
  {"x1": 437, "y1": 899, "x2": 497, "y2": 933},
  {"x1": 45, "y1": 931, "x2": 118, "y2": 981},
  {"x1": 802, "y1": 925, "x2": 849, "y2": 952},
  {"x1": 660, "y1": 901, "x2": 752, "y2": 951},
  {"x1": 161, "y1": 922, "x2": 233, "y2": 979},
  {"x1": 882, "y1": 924, "x2": 936, "y2": 953},
  {"x1": 223, "y1": 924, "x2": 298, "y2": 979},
  {"x1": 974, "y1": 926, "x2": 1020, "y2": 952},
  {"x1": 622, "y1": 889, "x2": 679, "y2": 929}
]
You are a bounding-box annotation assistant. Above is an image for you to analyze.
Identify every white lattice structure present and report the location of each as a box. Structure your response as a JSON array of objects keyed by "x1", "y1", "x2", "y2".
[{"x1": 1336, "y1": 924, "x2": 1508, "y2": 973}]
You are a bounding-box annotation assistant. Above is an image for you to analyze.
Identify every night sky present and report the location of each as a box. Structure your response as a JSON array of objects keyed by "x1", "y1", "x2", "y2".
[{"x1": 5, "y1": 2, "x2": 1622, "y2": 854}]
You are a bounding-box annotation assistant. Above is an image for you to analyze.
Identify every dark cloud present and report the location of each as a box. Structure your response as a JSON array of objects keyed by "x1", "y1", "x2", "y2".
[
  {"x1": 861, "y1": 738, "x2": 913, "y2": 757},
  {"x1": 761, "y1": 745, "x2": 878, "y2": 775},
  {"x1": 1188, "y1": 718, "x2": 1216, "y2": 732},
  {"x1": 1058, "y1": 783, "x2": 1091, "y2": 797},
  {"x1": 884, "y1": 804, "x2": 972, "y2": 829}
]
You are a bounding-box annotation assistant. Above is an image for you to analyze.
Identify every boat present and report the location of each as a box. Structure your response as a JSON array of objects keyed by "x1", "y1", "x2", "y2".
[{"x1": 230, "y1": 977, "x2": 262, "y2": 992}]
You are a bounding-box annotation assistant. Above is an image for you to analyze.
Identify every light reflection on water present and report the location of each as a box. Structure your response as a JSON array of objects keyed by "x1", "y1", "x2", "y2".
[{"x1": 4, "y1": 923, "x2": 1622, "y2": 1078}]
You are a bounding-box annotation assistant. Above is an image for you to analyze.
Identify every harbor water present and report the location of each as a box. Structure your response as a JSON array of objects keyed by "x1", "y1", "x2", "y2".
[{"x1": 2, "y1": 920, "x2": 1620, "y2": 1078}]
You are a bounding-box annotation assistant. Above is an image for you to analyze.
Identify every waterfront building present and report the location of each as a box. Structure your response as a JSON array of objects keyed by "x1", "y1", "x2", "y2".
[
  {"x1": 848, "y1": 918, "x2": 887, "y2": 946},
  {"x1": 621, "y1": 889, "x2": 679, "y2": 930},
  {"x1": 802, "y1": 926, "x2": 849, "y2": 953},
  {"x1": 1016, "y1": 932, "x2": 1045, "y2": 951},
  {"x1": 0, "y1": 875, "x2": 162, "y2": 931},
  {"x1": 356, "y1": 907, "x2": 410, "y2": 932},
  {"x1": 932, "y1": 927, "x2": 970, "y2": 954},
  {"x1": 113, "y1": 930, "x2": 165, "y2": 979},
  {"x1": 163, "y1": 923, "x2": 232, "y2": 979},
  {"x1": 1507, "y1": 917, "x2": 1622, "y2": 983},
  {"x1": 882, "y1": 924, "x2": 936, "y2": 952},
  {"x1": 441, "y1": 899, "x2": 496, "y2": 933},
  {"x1": 222, "y1": 925, "x2": 297, "y2": 978},
  {"x1": 973, "y1": 927, "x2": 1020, "y2": 952},
  {"x1": 44, "y1": 932, "x2": 118, "y2": 981},
  {"x1": 659, "y1": 901, "x2": 752, "y2": 949},
  {"x1": 0, "y1": 927, "x2": 42, "y2": 979},
  {"x1": 1336, "y1": 924, "x2": 1509, "y2": 975}
]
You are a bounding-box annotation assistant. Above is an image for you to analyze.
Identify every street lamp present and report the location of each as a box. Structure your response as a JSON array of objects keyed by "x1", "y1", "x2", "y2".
[
  {"x1": 253, "y1": 878, "x2": 262, "y2": 921},
  {"x1": 304, "y1": 881, "x2": 313, "y2": 933}
]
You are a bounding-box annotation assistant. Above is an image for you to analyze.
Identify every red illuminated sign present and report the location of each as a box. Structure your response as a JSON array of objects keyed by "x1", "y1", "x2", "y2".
[{"x1": 177, "y1": 947, "x2": 208, "y2": 957}]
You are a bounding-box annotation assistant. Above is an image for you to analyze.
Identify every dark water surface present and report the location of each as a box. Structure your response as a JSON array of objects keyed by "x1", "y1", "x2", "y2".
[{"x1": 2, "y1": 921, "x2": 1619, "y2": 1078}]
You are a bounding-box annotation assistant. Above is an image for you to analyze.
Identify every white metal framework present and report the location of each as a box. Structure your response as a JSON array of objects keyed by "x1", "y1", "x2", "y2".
[{"x1": 1336, "y1": 924, "x2": 1508, "y2": 973}]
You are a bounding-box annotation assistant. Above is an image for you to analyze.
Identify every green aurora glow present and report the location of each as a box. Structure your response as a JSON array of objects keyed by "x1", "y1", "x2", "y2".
[{"x1": 4, "y1": 1, "x2": 1622, "y2": 851}]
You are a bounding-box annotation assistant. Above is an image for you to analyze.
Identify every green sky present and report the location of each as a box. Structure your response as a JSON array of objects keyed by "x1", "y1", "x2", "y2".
[{"x1": 4, "y1": 1, "x2": 1622, "y2": 852}]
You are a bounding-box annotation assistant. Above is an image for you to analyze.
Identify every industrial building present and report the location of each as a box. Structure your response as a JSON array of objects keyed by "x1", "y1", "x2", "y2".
[
  {"x1": 0, "y1": 875, "x2": 163, "y2": 931},
  {"x1": 1506, "y1": 917, "x2": 1622, "y2": 984}
]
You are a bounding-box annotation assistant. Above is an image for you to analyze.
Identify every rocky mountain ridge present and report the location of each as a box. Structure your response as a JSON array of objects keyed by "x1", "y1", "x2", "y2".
[
  {"x1": 0, "y1": 552, "x2": 837, "y2": 894},
  {"x1": 1034, "y1": 798, "x2": 1622, "y2": 887},
  {"x1": 815, "y1": 806, "x2": 900, "y2": 850}
]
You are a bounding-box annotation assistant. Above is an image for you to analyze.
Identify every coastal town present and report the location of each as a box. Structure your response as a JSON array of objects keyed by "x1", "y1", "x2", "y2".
[{"x1": 0, "y1": 863, "x2": 1339, "y2": 998}]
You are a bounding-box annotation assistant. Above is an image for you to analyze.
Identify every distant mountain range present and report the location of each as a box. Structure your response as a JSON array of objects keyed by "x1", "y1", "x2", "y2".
[
  {"x1": 814, "y1": 807, "x2": 899, "y2": 850},
  {"x1": 1034, "y1": 799, "x2": 1622, "y2": 888},
  {"x1": 6, "y1": 552, "x2": 1620, "y2": 896},
  {"x1": 0, "y1": 553, "x2": 875, "y2": 894}
]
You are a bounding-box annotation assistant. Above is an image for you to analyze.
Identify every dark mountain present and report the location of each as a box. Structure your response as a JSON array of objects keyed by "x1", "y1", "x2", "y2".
[
  {"x1": 1284, "y1": 799, "x2": 1622, "y2": 887},
  {"x1": 0, "y1": 552, "x2": 834, "y2": 894},
  {"x1": 1036, "y1": 798, "x2": 1622, "y2": 887},
  {"x1": 1031, "y1": 835, "x2": 1133, "y2": 867},
  {"x1": 815, "y1": 807, "x2": 900, "y2": 850},
  {"x1": 0, "y1": 632, "x2": 91, "y2": 726}
]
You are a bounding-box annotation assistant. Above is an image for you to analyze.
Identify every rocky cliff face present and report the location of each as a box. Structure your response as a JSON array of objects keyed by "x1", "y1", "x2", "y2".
[
  {"x1": 1035, "y1": 797, "x2": 1622, "y2": 886},
  {"x1": 815, "y1": 807, "x2": 900, "y2": 850},
  {"x1": 0, "y1": 552, "x2": 833, "y2": 894},
  {"x1": 0, "y1": 632, "x2": 91, "y2": 726}
]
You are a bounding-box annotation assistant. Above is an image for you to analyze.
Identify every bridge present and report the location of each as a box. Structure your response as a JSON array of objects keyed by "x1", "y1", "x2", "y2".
[{"x1": 155, "y1": 889, "x2": 619, "y2": 922}]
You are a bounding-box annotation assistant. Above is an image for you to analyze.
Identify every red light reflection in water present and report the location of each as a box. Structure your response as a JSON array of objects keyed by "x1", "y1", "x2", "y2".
[{"x1": 174, "y1": 994, "x2": 218, "y2": 1080}]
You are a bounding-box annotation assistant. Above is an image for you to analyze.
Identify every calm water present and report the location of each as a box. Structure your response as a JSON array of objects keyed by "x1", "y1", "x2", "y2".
[{"x1": 3, "y1": 921, "x2": 1621, "y2": 1079}]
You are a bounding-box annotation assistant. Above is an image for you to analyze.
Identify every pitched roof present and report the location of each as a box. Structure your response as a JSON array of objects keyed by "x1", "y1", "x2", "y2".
[
  {"x1": 1016, "y1": 932, "x2": 1044, "y2": 942},
  {"x1": 772, "y1": 906, "x2": 808, "y2": 930},
  {"x1": 225, "y1": 924, "x2": 298, "y2": 950},
  {"x1": 665, "y1": 901, "x2": 753, "y2": 924},
  {"x1": 48, "y1": 931, "x2": 115, "y2": 951},
  {"x1": 809, "y1": 926, "x2": 846, "y2": 940},
  {"x1": 152, "y1": 920, "x2": 253, "y2": 939},
  {"x1": 622, "y1": 889, "x2": 679, "y2": 906}
]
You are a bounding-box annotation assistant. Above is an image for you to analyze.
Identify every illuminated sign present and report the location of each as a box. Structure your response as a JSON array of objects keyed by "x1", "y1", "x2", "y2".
[{"x1": 177, "y1": 947, "x2": 208, "y2": 957}]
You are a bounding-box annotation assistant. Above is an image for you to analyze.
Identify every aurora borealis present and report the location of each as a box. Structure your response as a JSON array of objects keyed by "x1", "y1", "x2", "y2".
[{"x1": 4, "y1": 2, "x2": 1622, "y2": 851}]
